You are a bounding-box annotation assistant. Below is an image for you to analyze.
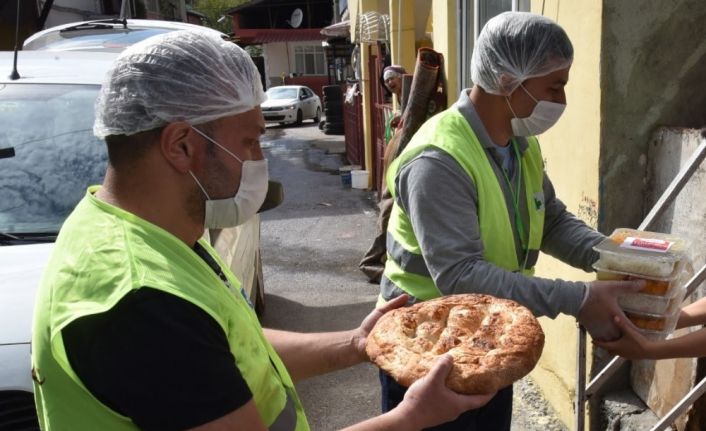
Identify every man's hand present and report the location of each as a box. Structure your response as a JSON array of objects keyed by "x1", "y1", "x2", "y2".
[
  {"x1": 352, "y1": 295, "x2": 409, "y2": 361},
  {"x1": 593, "y1": 315, "x2": 655, "y2": 360},
  {"x1": 577, "y1": 280, "x2": 645, "y2": 341},
  {"x1": 395, "y1": 355, "x2": 496, "y2": 429}
]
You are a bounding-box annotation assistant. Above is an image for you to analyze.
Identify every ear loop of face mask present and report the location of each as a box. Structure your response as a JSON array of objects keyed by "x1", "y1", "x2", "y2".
[
  {"x1": 188, "y1": 126, "x2": 245, "y2": 200},
  {"x1": 505, "y1": 84, "x2": 536, "y2": 119}
]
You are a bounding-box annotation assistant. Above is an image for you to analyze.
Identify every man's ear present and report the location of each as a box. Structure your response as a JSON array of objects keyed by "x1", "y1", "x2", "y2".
[{"x1": 160, "y1": 122, "x2": 200, "y2": 174}]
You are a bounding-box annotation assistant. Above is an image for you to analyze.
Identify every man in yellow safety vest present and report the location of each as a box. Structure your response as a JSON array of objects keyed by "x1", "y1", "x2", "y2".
[
  {"x1": 31, "y1": 30, "x2": 495, "y2": 431},
  {"x1": 377, "y1": 12, "x2": 643, "y2": 430}
]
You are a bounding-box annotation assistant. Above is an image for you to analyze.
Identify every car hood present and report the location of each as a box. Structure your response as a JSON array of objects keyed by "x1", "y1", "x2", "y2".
[
  {"x1": 262, "y1": 98, "x2": 298, "y2": 108},
  {"x1": 0, "y1": 243, "x2": 53, "y2": 345}
]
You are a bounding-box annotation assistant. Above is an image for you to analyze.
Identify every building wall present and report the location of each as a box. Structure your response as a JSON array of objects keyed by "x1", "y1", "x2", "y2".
[
  {"x1": 430, "y1": 0, "x2": 458, "y2": 107},
  {"x1": 263, "y1": 42, "x2": 290, "y2": 87},
  {"x1": 599, "y1": 0, "x2": 706, "y2": 234},
  {"x1": 526, "y1": 1, "x2": 604, "y2": 428}
]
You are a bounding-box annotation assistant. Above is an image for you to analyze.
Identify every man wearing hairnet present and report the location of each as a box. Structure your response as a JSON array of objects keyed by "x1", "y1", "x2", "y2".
[
  {"x1": 30, "y1": 30, "x2": 495, "y2": 430},
  {"x1": 377, "y1": 12, "x2": 643, "y2": 429}
]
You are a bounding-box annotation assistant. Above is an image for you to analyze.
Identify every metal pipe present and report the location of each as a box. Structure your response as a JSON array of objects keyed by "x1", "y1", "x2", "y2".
[
  {"x1": 575, "y1": 324, "x2": 586, "y2": 431},
  {"x1": 639, "y1": 139, "x2": 706, "y2": 231},
  {"x1": 649, "y1": 376, "x2": 706, "y2": 431}
]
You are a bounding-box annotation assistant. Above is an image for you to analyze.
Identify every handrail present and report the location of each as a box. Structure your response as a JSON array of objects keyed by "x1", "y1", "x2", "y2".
[{"x1": 575, "y1": 137, "x2": 706, "y2": 430}]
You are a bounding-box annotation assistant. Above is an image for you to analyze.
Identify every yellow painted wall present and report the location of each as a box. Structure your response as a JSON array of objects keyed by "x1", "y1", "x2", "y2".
[
  {"x1": 431, "y1": 0, "x2": 458, "y2": 107},
  {"x1": 528, "y1": 1, "x2": 602, "y2": 429},
  {"x1": 389, "y1": 0, "x2": 418, "y2": 72}
]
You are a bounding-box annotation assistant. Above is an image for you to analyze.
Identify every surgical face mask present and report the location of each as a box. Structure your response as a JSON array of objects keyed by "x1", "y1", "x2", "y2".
[
  {"x1": 505, "y1": 84, "x2": 566, "y2": 136},
  {"x1": 189, "y1": 127, "x2": 269, "y2": 228}
]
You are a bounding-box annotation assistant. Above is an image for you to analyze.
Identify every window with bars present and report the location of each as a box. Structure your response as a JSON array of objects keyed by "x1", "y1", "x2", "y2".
[
  {"x1": 457, "y1": 0, "x2": 531, "y2": 90},
  {"x1": 294, "y1": 45, "x2": 326, "y2": 76}
]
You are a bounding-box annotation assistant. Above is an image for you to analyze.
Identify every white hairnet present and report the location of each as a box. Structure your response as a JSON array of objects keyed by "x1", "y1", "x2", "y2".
[
  {"x1": 471, "y1": 12, "x2": 573, "y2": 96},
  {"x1": 94, "y1": 29, "x2": 265, "y2": 138}
]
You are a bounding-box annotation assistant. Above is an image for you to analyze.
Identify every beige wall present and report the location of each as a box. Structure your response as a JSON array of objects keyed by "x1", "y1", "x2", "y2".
[
  {"x1": 527, "y1": 1, "x2": 603, "y2": 428},
  {"x1": 431, "y1": 0, "x2": 458, "y2": 107},
  {"x1": 263, "y1": 42, "x2": 289, "y2": 87}
]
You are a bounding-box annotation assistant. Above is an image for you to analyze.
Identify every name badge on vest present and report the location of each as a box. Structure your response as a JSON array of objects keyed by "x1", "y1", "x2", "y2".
[{"x1": 533, "y1": 191, "x2": 545, "y2": 212}]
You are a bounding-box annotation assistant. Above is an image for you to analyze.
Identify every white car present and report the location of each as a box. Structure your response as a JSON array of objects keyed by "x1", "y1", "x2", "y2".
[
  {"x1": 262, "y1": 85, "x2": 322, "y2": 126},
  {"x1": 23, "y1": 18, "x2": 228, "y2": 52},
  {"x1": 0, "y1": 46, "x2": 279, "y2": 428}
]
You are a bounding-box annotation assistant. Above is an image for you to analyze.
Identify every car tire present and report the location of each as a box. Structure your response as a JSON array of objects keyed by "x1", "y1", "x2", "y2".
[
  {"x1": 313, "y1": 107, "x2": 321, "y2": 123},
  {"x1": 296, "y1": 109, "x2": 303, "y2": 125}
]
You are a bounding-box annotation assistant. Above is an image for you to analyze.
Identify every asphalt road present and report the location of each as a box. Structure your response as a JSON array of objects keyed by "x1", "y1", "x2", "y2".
[
  {"x1": 257, "y1": 121, "x2": 567, "y2": 431},
  {"x1": 259, "y1": 121, "x2": 381, "y2": 430}
]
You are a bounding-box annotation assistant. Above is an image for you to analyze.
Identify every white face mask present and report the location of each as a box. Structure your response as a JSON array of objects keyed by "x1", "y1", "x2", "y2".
[
  {"x1": 505, "y1": 84, "x2": 566, "y2": 136},
  {"x1": 189, "y1": 127, "x2": 269, "y2": 228}
]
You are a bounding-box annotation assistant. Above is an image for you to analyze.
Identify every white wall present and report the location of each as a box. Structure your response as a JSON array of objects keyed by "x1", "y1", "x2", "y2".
[{"x1": 263, "y1": 42, "x2": 290, "y2": 88}]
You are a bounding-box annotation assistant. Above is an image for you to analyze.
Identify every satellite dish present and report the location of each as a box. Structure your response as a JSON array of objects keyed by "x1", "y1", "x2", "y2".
[{"x1": 289, "y1": 8, "x2": 303, "y2": 28}]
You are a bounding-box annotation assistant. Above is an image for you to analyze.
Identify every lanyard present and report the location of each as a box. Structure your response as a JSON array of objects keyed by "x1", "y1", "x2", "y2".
[{"x1": 500, "y1": 139, "x2": 527, "y2": 253}]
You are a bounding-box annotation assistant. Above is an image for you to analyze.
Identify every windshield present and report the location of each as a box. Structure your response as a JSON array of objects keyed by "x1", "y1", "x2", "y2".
[
  {"x1": 266, "y1": 88, "x2": 298, "y2": 100},
  {"x1": 24, "y1": 28, "x2": 175, "y2": 52},
  {"x1": 0, "y1": 83, "x2": 107, "y2": 235}
]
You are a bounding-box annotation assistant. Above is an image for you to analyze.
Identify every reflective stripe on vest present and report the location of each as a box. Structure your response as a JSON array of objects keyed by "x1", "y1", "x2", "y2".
[
  {"x1": 387, "y1": 231, "x2": 430, "y2": 277},
  {"x1": 32, "y1": 187, "x2": 310, "y2": 431},
  {"x1": 270, "y1": 391, "x2": 298, "y2": 431},
  {"x1": 381, "y1": 108, "x2": 545, "y2": 302}
]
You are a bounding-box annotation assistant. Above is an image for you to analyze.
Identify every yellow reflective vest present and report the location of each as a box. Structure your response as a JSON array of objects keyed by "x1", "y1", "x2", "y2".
[
  {"x1": 381, "y1": 108, "x2": 545, "y2": 303},
  {"x1": 32, "y1": 186, "x2": 309, "y2": 431}
]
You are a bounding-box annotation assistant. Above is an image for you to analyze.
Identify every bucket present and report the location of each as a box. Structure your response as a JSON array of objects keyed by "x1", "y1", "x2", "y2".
[
  {"x1": 339, "y1": 165, "x2": 360, "y2": 188},
  {"x1": 351, "y1": 170, "x2": 369, "y2": 189}
]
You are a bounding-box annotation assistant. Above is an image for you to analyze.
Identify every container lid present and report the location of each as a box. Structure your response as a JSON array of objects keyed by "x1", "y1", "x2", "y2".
[
  {"x1": 593, "y1": 260, "x2": 682, "y2": 282},
  {"x1": 593, "y1": 228, "x2": 689, "y2": 265}
]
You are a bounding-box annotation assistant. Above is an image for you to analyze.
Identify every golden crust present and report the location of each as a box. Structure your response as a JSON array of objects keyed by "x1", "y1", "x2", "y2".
[{"x1": 366, "y1": 294, "x2": 545, "y2": 394}]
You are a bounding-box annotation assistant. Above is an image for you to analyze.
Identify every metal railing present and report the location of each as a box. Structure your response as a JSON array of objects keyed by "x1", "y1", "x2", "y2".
[{"x1": 575, "y1": 137, "x2": 706, "y2": 431}]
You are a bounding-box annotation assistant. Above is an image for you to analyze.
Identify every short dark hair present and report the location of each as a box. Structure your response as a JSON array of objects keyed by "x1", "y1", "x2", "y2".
[{"x1": 104, "y1": 127, "x2": 163, "y2": 169}]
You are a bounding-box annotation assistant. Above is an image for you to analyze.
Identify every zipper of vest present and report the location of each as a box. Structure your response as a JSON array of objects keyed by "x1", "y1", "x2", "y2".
[{"x1": 500, "y1": 139, "x2": 528, "y2": 258}]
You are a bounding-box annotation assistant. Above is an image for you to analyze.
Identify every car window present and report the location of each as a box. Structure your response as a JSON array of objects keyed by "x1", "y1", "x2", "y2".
[
  {"x1": 304, "y1": 88, "x2": 313, "y2": 98},
  {"x1": 266, "y1": 87, "x2": 298, "y2": 100},
  {"x1": 23, "y1": 28, "x2": 175, "y2": 52},
  {"x1": 0, "y1": 83, "x2": 107, "y2": 234}
]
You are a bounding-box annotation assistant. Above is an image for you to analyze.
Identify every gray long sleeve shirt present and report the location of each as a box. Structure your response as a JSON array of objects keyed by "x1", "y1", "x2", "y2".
[{"x1": 382, "y1": 90, "x2": 604, "y2": 318}]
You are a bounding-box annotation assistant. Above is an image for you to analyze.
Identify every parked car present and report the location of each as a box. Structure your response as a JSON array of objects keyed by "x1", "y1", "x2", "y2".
[
  {"x1": 0, "y1": 43, "x2": 279, "y2": 428},
  {"x1": 262, "y1": 85, "x2": 322, "y2": 126},
  {"x1": 23, "y1": 18, "x2": 228, "y2": 52}
]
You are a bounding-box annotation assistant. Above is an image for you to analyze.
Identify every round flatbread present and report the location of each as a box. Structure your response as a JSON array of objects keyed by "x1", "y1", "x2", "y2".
[{"x1": 366, "y1": 294, "x2": 544, "y2": 394}]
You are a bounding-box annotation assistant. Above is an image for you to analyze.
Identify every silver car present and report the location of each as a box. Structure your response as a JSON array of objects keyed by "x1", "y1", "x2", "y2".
[{"x1": 262, "y1": 85, "x2": 322, "y2": 126}]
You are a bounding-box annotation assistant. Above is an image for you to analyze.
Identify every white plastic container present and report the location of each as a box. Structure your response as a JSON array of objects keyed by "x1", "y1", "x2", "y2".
[
  {"x1": 351, "y1": 170, "x2": 369, "y2": 189},
  {"x1": 593, "y1": 228, "x2": 689, "y2": 277}
]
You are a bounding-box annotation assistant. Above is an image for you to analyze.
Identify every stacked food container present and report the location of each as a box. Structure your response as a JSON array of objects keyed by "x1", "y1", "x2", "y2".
[{"x1": 593, "y1": 228, "x2": 690, "y2": 340}]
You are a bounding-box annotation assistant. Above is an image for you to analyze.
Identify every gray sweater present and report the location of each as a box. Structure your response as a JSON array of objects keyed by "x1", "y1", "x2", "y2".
[{"x1": 382, "y1": 90, "x2": 604, "y2": 318}]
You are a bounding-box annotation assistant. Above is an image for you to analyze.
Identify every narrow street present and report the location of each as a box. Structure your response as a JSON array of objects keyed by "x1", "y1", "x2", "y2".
[{"x1": 258, "y1": 121, "x2": 567, "y2": 430}]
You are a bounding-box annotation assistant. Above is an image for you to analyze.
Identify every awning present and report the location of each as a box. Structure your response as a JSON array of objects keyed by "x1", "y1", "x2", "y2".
[
  {"x1": 234, "y1": 28, "x2": 325, "y2": 45},
  {"x1": 321, "y1": 20, "x2": 350, "y2": 38}
]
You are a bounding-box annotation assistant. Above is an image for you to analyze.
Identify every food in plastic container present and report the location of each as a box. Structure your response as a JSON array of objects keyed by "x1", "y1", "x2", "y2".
[
  {"x1": 593, "y1": 229, "x2": 689, "y2": 278},
  {"x1": 594, "y1": 262, "x2": 681, "y2": 296},
  {"x1": 617, "y1": 288, "x2": 684, "y2": 315},
  {"x1": 624, "y1": 310, "x2": 669, "y2": 331}
]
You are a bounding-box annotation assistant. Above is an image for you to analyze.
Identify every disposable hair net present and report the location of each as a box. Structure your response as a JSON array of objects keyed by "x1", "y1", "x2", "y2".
[
  {"x1": 94, "y1": 29, "x2": 265, "y2": 138},
  {"x1": 471, "y1": 12, "x2": 573, "y2": 96}
]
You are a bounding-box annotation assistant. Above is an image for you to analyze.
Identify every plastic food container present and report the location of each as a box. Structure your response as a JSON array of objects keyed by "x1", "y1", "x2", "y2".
[
  {"x1": 617, "y1": 287, "x2": 684, "y2": 315},
  {"x1": 593, "y1": 262, "x2": 682, "y2": 296},
  {"x1": 624, "y1": 310, "x2": 674, "y2": 332},
  {"x1": 593, "y1": 228, "x2": 689, "y2": 278}
]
